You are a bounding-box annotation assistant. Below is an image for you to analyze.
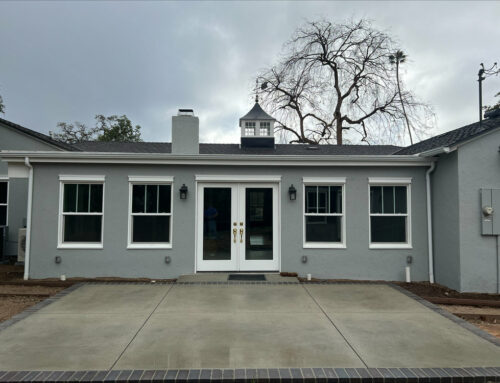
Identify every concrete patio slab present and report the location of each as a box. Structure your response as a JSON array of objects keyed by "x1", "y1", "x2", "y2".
[
  {"x1": 0, "y1": 313, "x2": 145, "y2": 371},
  {"x1": 41, "y1": 284, "x2": 171, "y2": 314},
  {"x1": 156, "y1": 284, "x2": 320, "y2": 313},
  {"x1": 304, "y1": 284, "x2": 430, "y2": 313},
  {"x1": 113, "y1": 312, "x2": 364, "y2": 369},
  {"x1": 329, "y1": 311, "x2": 500, "y2": 367},
  {"x1": 176, "y1": 273, "x2": 297, "y2": 283}
]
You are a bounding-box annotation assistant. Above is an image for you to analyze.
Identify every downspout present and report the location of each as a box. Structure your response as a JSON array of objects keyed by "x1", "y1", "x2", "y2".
[
  {"x1": 426, "y1": 161, "x2": 436, "y2": 284},
  {"x1": 24, "y1": 157, "x2": 33, "y2": 280},
  {"x1": 497, "y1": 236, "x2": 500, "y2": 294}
]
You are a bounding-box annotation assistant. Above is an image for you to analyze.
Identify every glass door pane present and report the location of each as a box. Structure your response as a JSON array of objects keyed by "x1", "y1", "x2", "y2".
[
  {"x1": 245, "y1": 188, "x2": 273, "y2": 260},
  {"x1": 203, "y1": 187, "x2": 232, "y2": 260}
]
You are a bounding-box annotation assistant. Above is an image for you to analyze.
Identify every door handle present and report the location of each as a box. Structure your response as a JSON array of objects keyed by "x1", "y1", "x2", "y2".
[
  {"x1": 233, "y1": 228, "x2": 237, "y2": 243},
  {"x1": 239, "y1": 228, "x2": 244, "y2": 243}
]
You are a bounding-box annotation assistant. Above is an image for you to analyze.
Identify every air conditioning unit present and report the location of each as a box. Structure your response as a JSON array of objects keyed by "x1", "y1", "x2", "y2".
[{"x1": 18, "y1": 228, "x2": 26, "y2": 263}]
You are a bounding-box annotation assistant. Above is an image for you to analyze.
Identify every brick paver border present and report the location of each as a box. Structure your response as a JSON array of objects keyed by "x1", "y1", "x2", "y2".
[{"x1": 0, "y1": 281, "x2": 498, "y2": 382}]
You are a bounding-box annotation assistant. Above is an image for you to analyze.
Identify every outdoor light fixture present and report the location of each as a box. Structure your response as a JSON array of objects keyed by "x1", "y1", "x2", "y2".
[
  {"x1": 179, "y1": 184, "x2": 188, "y2": 199},
  {"x1": 288, "y1": 184, "x2": 297, "y2": 201},
  {"x1": 165, "y1": 255, "x2": 171, "y2": 264},
  {"x1": 55, "y1": 256, "x2": 62, "y2": 264}
]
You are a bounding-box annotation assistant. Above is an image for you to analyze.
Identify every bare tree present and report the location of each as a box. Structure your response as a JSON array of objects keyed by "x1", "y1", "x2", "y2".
[
  {"x1": 258, "y1": 20, "x2": 433, "y2": 145},
  {"x1": 50, "y1": 122, "x2": 98, "y2": 144},
  {"x1": 0, "y1": 94, "x2": 5, "y2": 114}
]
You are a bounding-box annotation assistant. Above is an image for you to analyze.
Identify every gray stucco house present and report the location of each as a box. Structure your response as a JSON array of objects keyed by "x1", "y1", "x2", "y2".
[{"x1": 1, "y1": 103, "x2": 500, "y2": 293}]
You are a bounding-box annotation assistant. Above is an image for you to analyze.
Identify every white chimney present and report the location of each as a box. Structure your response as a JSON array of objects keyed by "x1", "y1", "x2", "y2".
[{"x1": 172, "y1": 109, "x2": 199, "y2": 155}]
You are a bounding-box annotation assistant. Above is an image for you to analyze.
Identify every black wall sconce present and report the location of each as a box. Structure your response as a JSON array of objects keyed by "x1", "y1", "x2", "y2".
[
  {"x1": 179, "y1": 184, "x2": 188, "y2": 199},
  {"x1": 288, "y1": 184, "x2": 297, "y2": 201}
]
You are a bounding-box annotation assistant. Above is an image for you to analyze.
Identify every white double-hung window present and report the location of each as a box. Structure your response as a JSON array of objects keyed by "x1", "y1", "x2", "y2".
[
  {"x1": 0, "y1": 179, "x2": 8, "y2": 227},
  {"x1": 369, "y1": 177, "x2": 411, "y2": 249},
  {"x1": 259, "y1": 121, "x2": 271, "y2": 136},
  {"x1": 245, "y1": 122, "x2": 256, "y2": 136},
  {"x1": 128, "y1": 176, "x2": 173, "y2": 249},
  {"x1": 303, "y1": 177, "x2": 346, "y2": 248},
  {"x1": 58, "y1": 175, "x2": 105, "y2": 249}
]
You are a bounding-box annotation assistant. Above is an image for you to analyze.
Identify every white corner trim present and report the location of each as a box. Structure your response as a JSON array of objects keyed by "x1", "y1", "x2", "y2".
[
  {"x1": 128, "y1": 176, "x2": 174, "y2": 183},
  {"x1": 369, "y1": 243, "x2": 413, "y2": 250},
  {"x1": 59, "y1": 175, "x2": 106, "y2": 182},
  {"x1": 195, "y1": 175, "x2": 281, "y2": 182},
  {"x1": 7, "y1": 163, "x2": 29, "y2": 178},
  {"x1": 303, "y1": 177, "x2": 346, "y2": 184},
  {"x1": 368, "y1": 177, "x2": 412, "y2": 184},
  {"x1": 57, "y1": 243, "x2": 104, "y2": 250},
  {"x1": 127, "y1": 243, "x2": 172, "y2": 250}
]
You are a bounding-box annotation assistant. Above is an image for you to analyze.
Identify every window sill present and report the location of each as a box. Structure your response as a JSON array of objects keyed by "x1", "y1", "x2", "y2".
[
  {"x1": 57, "y1": 243, "x2": 103, "y2": 250},
  {"x1": 127, "y1": 244, "x2": 172, "y2": 250},
  {"x1": 369, "y1": 243, "x2": 412, "y2": 250},
  {"x1": 303, "y1": 243, "x2": 346, "y2": 249}
]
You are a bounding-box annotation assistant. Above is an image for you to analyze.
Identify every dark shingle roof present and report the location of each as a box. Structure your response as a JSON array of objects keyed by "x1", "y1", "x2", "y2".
[
  {"x1": 239, "y1": 102, "x2": 275, "y2": 122},
  {"x1": 0, "y1": 117, "x2": 78, "y2": 151},
  {"x1": 73, "y1": 141, "x2": 400, "y2": 155},
  {"x1": 395, "y1": 116, "x2": 500, "y2": 155}
]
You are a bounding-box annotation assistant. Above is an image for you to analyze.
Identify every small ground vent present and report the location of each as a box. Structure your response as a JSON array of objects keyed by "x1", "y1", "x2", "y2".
[{"x1": 228, "y1": 274, "x2": 266, "y2": 281}]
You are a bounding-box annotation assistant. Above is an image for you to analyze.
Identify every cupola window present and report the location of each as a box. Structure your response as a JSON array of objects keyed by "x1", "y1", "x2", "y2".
[
  {"x1": 245, "y1": 122, "x2": 256, "y2": 136},
  {"x1": 259, "y1": 122, "x2": 271, "y2": 136}
]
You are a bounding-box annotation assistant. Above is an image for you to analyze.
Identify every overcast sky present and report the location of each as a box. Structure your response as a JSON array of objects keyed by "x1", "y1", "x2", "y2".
[{"x1": 0, "y1": 1, "x2": 499, "y2": 144}]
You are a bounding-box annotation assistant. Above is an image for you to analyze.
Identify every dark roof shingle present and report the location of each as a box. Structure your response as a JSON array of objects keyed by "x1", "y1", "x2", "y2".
[{"x1": 395, "y1": 116, "x2": 500, "y2": 155}]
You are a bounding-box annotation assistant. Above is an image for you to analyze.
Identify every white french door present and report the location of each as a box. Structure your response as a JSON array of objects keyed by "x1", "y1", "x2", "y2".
[{"x1": 196, "y1": 183, "x2": 279, "y2": 272}]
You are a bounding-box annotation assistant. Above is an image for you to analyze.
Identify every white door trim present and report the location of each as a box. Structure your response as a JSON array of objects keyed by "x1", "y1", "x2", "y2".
[{"x1": 195, "y1": 175, "x2": 281, "y2": 182}]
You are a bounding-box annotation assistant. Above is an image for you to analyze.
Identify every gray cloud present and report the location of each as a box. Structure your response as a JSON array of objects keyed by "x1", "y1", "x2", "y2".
[{"x1": 0, "y1": 1, "x2": 499, "y2": 144}]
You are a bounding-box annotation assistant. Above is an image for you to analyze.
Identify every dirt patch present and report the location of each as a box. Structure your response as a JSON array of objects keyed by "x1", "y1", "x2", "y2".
[{"x1": 394, "y1": 281, "x2": 500, "y2": 301}]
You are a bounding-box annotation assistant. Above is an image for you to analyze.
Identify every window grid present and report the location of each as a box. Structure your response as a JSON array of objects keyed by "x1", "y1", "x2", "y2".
[
  {"x1": 245, "y1": 122, "x2": 256, "y2": 136},
  {"x1": 130, "y1": 183, "x2": 172, "y2": 245},
  {"x1": 369, "y1": 184, "x2": 410, "y2": 245},
  {"x1": 303, "y1": 184, "x2": 345, "y2": 246},
  {"x1": 259, "y1": 122, "x2": 271, "y2": 136}
]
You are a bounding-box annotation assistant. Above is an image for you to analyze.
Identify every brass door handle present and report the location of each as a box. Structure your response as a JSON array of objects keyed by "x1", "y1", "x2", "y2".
[
  {"x1": 239, "y1": 228, "x2": 244, "y2": 243},
  {"x1": 233, "y1": 228, "x2": 237, "y2": 243}
]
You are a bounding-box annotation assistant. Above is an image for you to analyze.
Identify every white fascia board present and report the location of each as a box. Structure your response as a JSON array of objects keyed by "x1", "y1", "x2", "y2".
[
  {"x1": 195, "y1": 175, "x2": 281, "y2": 182},
  {"x1": 417, "y1": 147, "x2": 454, "y2": 157},
  {"x1": 59, "y1": 175, "x2": 106, "y2": 182},
  {"x1": 303, "y1": 177, "x2": 346, "y2": 184},
  {"x1": 0, "y1": 151, "x2": 433, "y2": 167},
  {"x1": 128, "y1": 176, "x2": 174, "y2": 183}
]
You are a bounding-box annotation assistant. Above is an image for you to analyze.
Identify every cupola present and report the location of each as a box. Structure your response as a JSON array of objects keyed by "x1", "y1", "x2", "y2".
[{"x1": 239, "y1": 99, "x2": 276, "y2": 148}]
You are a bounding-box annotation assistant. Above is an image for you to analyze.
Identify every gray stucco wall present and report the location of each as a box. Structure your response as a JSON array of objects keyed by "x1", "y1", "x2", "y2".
[
  {"x1": 0, "y1": 122, "x2": 62, "y2": 257},
  {"x1": 457, "y1": 128, "x2": 500, "y2": 293},
  {"x1": 431, "y1": 151, "x2": 461, "y2": 291},
  {"x1": 28, "y1": 162, "x2": 430, "y2": 281}
]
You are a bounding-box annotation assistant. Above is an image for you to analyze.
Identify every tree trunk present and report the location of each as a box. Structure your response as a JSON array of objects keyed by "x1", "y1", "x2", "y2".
[
  {"x1": 336, "y1": 116, "x2": 343, "y2": 145},
  {"x1": 396, "y1": 61, "x2": 413, "y2": 145}
]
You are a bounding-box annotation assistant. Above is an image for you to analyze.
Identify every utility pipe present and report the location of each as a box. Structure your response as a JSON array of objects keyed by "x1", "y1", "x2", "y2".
[
  {"x1": 497, "y1": 235, "x2": 500, "y2": 294},
  {"x1": 426, "y1": 162, "x2": 436, "y2": 284},
  {"x1": 23, "y1": 157, "x2": 33, "y2": 280}
]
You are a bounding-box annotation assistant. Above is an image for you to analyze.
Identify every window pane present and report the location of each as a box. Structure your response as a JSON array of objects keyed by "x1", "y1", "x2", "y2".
[
  {"x1": 329, "y1": 186, "x2": 342, "y2": 213},
  {"x1": 395, "y1": 186, "x2": 407, "y2": 214},
  {"x1": 0, "y1": 182, "x2": 7, "y2": 204},
  {"x1": 305, "y1": 216, "x2": 342, "y2": 243},
  {"x1": 305, "y1": 186, "x2": 317, "y2": 213},
  {"x1": 0, "y1": 206, "x2": 6, "y2": 226},
  {"x1": 371, "y1": 216, "x2": 406, "y2": 243},
  {"x1": 146, "y1": 185, "x2": 158, "y2": 213},
  {"x1": 158, "y1": 185, "x2": 171, "y2": 213},
  {"x1": 133, "y1": 216, "x2": 170, "y2": 242},
  {"x1": 132, "y1": 185, "x2": 145, "y2": 213},
  {"x1": 382, "y1": 186, "x2": 394, "y2": 214},
  {"x1": 317, "y1": 186, "x2": 328, "y2": 213},
  {"x1": 77, "y1": 184, "x2": 90, "y2": 213},
  {"x1": 64, "y1": 215, "x2": 102, "y2": 242},
  {"x1": 370, "y1": 186, "x2": 382, "y2": 214},
  {"x1": 63, "y1": 184, "x2": 77, "y2": 212},
  {"x1": 89, "y1": 184, "x2": 103, "y2": 213}
]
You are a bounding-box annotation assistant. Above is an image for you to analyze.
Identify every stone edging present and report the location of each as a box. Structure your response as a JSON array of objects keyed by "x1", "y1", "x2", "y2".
[{"x1": 0, "y1": 366, "x2": 499, "y2": 382}]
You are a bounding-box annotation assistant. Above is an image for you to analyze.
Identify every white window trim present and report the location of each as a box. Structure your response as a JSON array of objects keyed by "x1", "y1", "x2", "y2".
[
  {"x1": 303, "y1": 179, "x2": 346, "y2": 249},
  {"x1": 57, "y1": 178, "x2": 105, "y2": 249},
  {"x1": 0, "y1": 178, "x2": 9, "y2": 227},
  {"x1": 368, "y1": 178, "x2": 412, "y2": 249},
  {"x1": 127, "y1": 179, "x2": 173, "y2": 250}
]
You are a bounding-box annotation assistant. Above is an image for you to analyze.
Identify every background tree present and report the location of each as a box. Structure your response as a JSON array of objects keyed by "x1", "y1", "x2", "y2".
[
  {"x1": 484, "y1": 92, "x2": 500, "y2": 119},
  {"x1": 50, "y1": 114, "x2": 142, "y2": 143},
  {"x1": 389, "y1": 50, "x2": 413, "y2": 144},
  {"x1": 258, "y1": 19, "x2": 434, "y2": 145},
  {"x1": 0, "y1": 94, "x2": 5, "y2": 114}
]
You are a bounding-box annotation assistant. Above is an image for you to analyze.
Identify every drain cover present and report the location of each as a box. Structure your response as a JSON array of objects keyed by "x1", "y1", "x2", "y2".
[{"x1": 228, "y1": 274, "x2": 266, "y2": 281}]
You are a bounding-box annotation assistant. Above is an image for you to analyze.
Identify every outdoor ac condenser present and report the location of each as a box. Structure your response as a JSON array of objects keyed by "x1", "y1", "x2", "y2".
[{"x1": 18, "y1": 228, "x2": 26, "y2": 263}]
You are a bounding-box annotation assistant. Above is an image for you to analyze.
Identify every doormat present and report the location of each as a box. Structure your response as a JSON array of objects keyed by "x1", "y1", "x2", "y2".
[{"x1": 228, "y1": 274, "x2": 266, "y2": 281}]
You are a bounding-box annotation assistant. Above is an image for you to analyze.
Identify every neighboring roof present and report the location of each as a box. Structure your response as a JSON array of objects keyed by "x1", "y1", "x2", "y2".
[
  {"x1": 395, "y1": 116, "x2": 500, "y2": 155},
  {"x1": 0, "y1": 117, "x2": 77, "y2": 151},
  {"x1": 73, "y1": 141, "x2": 400, "y2": 155},
  {"x1": 239, "y1": 102, "x2": 275, "y2": 122}
]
